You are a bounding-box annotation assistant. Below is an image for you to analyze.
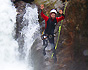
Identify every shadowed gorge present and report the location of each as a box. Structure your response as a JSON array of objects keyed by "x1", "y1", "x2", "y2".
[
  {"x1": 31, "y1": 0, "x2": 88, "y2": 70},
  {"x1": 0, "y1": 0, "x2": 88, "y2": 70}
]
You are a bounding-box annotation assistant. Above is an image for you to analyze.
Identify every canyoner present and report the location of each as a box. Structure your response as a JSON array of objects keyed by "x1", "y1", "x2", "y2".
[
  {"x1": 40, "y1": 4, "x2": 65, "y2": 62},
  {"x1": 51, "y1": 2, "x2": 68, "y2": 59}
]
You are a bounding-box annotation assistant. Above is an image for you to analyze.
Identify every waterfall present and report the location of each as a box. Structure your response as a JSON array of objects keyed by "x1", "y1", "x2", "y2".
[
  {"x1": 21, "y1": 4, "x2": 40, "y2": 63},
  {"x1": 0, "y1": 0, "x2": 39, "y2": 70}
]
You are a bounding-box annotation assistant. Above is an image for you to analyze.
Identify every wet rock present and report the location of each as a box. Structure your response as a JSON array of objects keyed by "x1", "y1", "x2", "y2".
[
  {"x1": 11, "y1": 0, "x2": 34, "y2": 3},
  {"x1": 55, "y1": 0, "x2": 88, "y2": 70},
  {"x1": 13, "y1": 1, "x2": 26, "y2": 59},
  {"x1": 14, "y1": 1, "x2": 26, "y2": 39},
  {"x1": 32, "y1": 0, "x2": 88, "y2": 70},
  {"x1": 12, "y1": 0, "x2": 88, "y2": 70},
  {"x1": 83, "y1": 50, "x2": 88, "y2": 56},
  {"x1": 31, "y1": 38, "x2": 46, "y2": 70}
]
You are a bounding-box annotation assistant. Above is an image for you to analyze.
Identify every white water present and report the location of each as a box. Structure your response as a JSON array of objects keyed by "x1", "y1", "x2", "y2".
[
  {"x1": 22, "y1": 4, "x2": 40, "y2": 61},
  {"x1": 0, "y1": 0, "x2": 39, "y2": 70}
]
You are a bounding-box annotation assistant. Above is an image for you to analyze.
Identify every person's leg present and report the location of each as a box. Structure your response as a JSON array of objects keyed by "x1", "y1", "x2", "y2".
[
  {"x1": 43, "y1": 39, "x2": 45, "y2": 46},
  {"x1": 48, "y1": 36, "x2": 57, "y2": 62},
  {"x1": 50, "y1": 43, "x2": 57, "y2": 62},
  {"x1": 43, "y1": 39, "x2": 48, "y2": 55},
  {"x1": 42, "y1": 33, "x2": 47, "y2": 46}
]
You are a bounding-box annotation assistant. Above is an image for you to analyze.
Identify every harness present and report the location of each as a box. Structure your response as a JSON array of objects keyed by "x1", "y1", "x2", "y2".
[{"x1": 41, "y1": 32, "x2": 54, "y2": 40}]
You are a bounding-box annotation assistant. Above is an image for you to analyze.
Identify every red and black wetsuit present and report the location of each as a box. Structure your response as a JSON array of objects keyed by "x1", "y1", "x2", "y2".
[{"x1": 40, "y1": 10, "x2": 65, "y2": 35}]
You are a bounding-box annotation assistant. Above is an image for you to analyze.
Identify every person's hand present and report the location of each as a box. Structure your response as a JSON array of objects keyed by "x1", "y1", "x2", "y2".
[
  {"x1": 59, "y1": 10, "x2": 63, "y2": 14},
  {"x1": 40, "y1": 4, "x2": 44, "y2": 10}
]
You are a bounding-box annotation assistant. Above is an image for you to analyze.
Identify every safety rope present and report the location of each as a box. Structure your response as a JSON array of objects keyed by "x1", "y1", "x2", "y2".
[{"x1": 51, "y1": 2, "x2": 68, "y2": 58}]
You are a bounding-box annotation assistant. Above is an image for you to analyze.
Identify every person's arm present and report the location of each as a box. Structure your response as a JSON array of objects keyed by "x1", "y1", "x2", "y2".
[
  {"x1": 40, "y1": 4, "x2": 49, "y2": 21},
  {"x1": 56, "y1": 14, "x2": 65, "y2": 23},
  {"x1": 40, "y1": 10, "x2": 49, "y2": 21},
  {"x1": 56, "y1": 10, "x2": 65, "y2": 23}
]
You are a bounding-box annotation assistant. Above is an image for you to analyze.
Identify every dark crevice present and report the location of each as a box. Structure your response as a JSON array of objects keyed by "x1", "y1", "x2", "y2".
[{"x1": 11, "y1": 0, "x2": 34, "y2": 3}]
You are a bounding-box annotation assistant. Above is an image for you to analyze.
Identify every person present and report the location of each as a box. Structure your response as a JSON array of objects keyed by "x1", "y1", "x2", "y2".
[{"x1": 40, "y1": 4, "x2": 65, "y2": 62}]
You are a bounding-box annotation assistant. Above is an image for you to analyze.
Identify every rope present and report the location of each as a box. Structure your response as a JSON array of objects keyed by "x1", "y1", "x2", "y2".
[{"x1": 51, "y1": 2, "x2": 68, "y2": 58}]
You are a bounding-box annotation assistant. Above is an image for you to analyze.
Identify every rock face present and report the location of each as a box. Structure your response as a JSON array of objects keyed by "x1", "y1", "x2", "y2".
[
  {"x1": 13, "y1": 0, "x2": 88, "y2": 70},
  {"x1": 32, "y1": 0, "x2": 88, "y2": 70},
  {"x1": 54, "y1": 0, "x2": 88, "y2": 70},
  {"x1": 31, "y1": 38, "x2": 46, "y2": 70},
  {"x1": 14, "y1": 1, "x2": 26, "y2": 59},
  {"x1": 11, "y1": 0, "x2": 34, "y2": 3}
]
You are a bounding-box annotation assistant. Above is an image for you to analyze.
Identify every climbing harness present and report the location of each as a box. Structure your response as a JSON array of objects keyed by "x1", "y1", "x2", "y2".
[{"x1": 51, "y1": 2, "x2": 68, "y2": 58}]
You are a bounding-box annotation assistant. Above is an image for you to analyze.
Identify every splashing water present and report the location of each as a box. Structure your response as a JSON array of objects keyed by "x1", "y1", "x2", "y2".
[
  {"x1": 0, "y1": 0, "x2": 39, "y2": 70},
  {"x1": 22, "y1": 4, "x2": 40, "y2": 62}
]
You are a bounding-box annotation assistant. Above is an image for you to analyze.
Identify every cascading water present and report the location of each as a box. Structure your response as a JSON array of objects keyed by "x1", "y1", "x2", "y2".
[
  {"x1": 0, "y1": 0, "x2": 39, "y2": 70},
  {"x1": 21, "y1": 4, "x2": 40, "y2": 63}
]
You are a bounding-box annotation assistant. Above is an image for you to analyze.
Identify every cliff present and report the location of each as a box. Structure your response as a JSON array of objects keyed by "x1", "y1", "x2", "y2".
[
  {"x1": 12, "y1": 0, "x2": 88, "y2": 70},
  {"x1": 32, "y1": 0, "x2": 88, "y2": 70}
]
